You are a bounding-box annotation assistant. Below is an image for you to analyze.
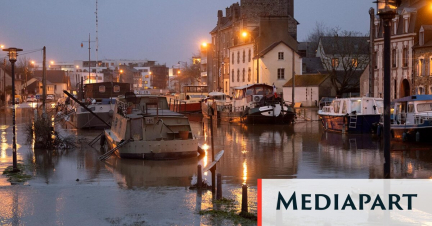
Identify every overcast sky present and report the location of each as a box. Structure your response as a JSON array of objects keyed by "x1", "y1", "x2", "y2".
[{"x1": 0, "y1": 0, "x2": 375, "y2": 68}]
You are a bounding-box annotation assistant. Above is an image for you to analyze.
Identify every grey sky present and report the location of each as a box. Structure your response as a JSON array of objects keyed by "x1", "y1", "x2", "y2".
[{"x1": 0, "y1": 0, "x2": 374, "y2": 68}]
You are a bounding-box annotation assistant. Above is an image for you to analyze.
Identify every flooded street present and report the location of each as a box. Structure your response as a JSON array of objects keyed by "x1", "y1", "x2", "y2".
[{"x1": 1, "y1": 107, "x2": 432, "y2": 225}]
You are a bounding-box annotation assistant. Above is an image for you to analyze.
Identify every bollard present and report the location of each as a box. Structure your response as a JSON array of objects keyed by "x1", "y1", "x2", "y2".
[
  {"x1": 197, "y1": 165, "x2": 202, "y2": 189},
  {"x1": 217, "y1": 173, "x2": 222, "y2": 200},
  {"x1": 241, "y1": 184, "x2": 248, "y2": 213}
]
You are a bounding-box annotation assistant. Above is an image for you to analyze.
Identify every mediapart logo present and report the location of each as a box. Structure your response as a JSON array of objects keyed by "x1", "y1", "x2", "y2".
[
  {"x1": 258, "y1": 179, "x2": 432, "y2": 225},
  {"x1": 276, "y1": 192, "x2": 417, "y2": 211}
]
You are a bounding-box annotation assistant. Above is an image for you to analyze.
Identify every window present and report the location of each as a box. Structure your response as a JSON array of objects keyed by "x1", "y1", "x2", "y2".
[
  {"x1": 54, "y1": 85, "x2": 57, "y2": 91},
  {"x1": 277, "y1": 68, "x2": 285, "y2": 79},
  {"x1": 113, "y1": 85, "x2": 120, "y2": 93},
  {"x1": 408, "y1": 104, "x2": 414, "y2": 113},
  {"x1": 237, "y1": 51, "x2": 240, "y2": 64},
  {"x1": 403, "y1": 48, "x2": 408, "y2": 67},
  {"x1": 374, "y1": 51, "x2": 378, "y2": 69},
  {"x1": 237, "y1": 69, "x2": 240, "y2": 82},
  {"x1": 404, "y1": 18, "x2": 409, "y2": 33},
  {"x1": 331, "y1": 58, "x2": 339, "y2": 68},
  {"x1": 242, "y1": 68, "x2": 245, "y2": 82},
  {"x1": 420, "y1": 31, "x2": 424, "y2": 46},
  {"x1": 248, "y1": 49, "x2": 251, "y2": 62},
  {"x1": 232, "y1": 69, "x2": 234, "y2": 82},
  {"x1": 143, "y1": 69, "x2": 148, "y2": 72},
  {"x1": 392, "y1": 49, "x2": 397, "y2": 68},
  {"x1": 351, "y1": 58, "x2": 358, "y2": 67},
  {"x1": 225, "y1": 81, "x2": 228, "y2": 93},
  {"x1": 417, "y1": 86, "x2": 425, "y2": 95},
  {"x1": 248, "y1": 68, "x2": 251, "y2": 82},
  {"x1": 99, "y1": 85, "x2": 106, "y2": 93},
  {"x1": 278, "y1": 52, "x2": 284, "y2": 60},
  {"x1": 144, "y1": 81, "x2": 148, "y2": 84},
  {"x1": 232, "y1": 52, "x2": 234, "y2": 64},
  {"x1": 243, "y1": 50, "x2": 245, "y2": 63},
  {"x1": 145, "y1": 75, "x2": 149, "y2": 78},
  {"x1": 419, "y1": 59, "x2": 425, "y2": 76}
]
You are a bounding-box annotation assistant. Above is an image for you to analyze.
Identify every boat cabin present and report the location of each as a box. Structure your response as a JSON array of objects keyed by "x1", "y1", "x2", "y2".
[
  {"x1": 233, "y1": 84, "x2": 274, "y2": 101},
  {"x1": 392, "y1": 95, "x2": 432, "y2": 125},
  {"x1": 84, "y1": 82, "x2": 131, "y2": 100},
  {"x1": 320, "y1": 97, "x2": 383, "y2": 115}
]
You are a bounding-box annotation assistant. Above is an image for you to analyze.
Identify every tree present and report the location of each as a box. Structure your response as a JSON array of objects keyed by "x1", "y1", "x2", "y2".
[
  {"x1": 172, "y1": 60, "x2": 201, "y2": 86},
  {"x1": 317, "y1": 30, "x2": 369, "y2": 97}
]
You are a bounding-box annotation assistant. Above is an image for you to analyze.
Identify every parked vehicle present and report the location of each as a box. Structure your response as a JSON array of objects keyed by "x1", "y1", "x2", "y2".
[
  {"x1": 8, "y1": 95, "x2": 21, "y2": 104},
  {"x1": 46, "y1": 94, "x2": 55, "y2": 101},
  {"x1": 26, "y1": 95, "x2": 37, "y2": 102}
]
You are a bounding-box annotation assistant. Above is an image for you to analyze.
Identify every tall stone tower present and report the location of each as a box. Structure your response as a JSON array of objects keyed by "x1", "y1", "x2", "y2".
[{"x1": 240, "y1": 0, "x2": 294, "y2": 19}]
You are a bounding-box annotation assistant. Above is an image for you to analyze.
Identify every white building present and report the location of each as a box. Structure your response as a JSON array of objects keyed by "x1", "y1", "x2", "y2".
[
  {"x1": 228, "y1": 43, "x2": 255, "y2": 95},
  {"x1": 256, "y1": 41, "x2": 302, "y2": 93},
  {"x1": 134, "y1": 67, "x2": 151, "y2": 90}
]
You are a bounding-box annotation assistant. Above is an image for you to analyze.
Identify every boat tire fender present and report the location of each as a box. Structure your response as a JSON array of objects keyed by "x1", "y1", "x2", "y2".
[{"x1": 100, "y1": 134, "x2": 106, "y2": 147}]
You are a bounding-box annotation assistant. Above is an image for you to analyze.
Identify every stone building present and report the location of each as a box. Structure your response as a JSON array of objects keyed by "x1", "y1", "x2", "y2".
[
  {"x1": 413, "y1": 25, "x2": 432, "y2": 95},
  {"x1": 372, "y1": 0, "x2": 431, "y2": 100},
  {"x1": 208, "y1": 0, "x2": 298, "y2": 92}
]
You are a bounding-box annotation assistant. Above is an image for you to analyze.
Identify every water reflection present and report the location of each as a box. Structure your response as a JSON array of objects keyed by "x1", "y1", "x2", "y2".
[{"x1": 105, "y1": 157, "x2": 199, "y2": 188}]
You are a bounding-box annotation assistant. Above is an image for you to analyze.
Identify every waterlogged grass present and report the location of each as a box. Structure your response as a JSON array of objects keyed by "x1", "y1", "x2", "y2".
[
  {"x1": 198, "y1": 198, "x2": 257, "y2": 225},
  {"x1": 2, "y1": 164, "x2": 33, "y2": 183}
]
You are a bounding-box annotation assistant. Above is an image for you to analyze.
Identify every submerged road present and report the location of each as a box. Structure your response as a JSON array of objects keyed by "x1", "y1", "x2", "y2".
[{"x1": 0, "y1": 107, "x2": 432, "y2": 225}]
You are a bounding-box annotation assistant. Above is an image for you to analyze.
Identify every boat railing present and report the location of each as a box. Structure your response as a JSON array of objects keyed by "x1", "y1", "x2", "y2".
[{"x1": 169, "y1": 98, "x2": 187, "y2": 113}]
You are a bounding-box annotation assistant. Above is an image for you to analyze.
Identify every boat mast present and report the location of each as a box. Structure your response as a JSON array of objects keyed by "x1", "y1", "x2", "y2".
[{"x1": 95, "y1": 0, "x2": 99, "y2": 79}]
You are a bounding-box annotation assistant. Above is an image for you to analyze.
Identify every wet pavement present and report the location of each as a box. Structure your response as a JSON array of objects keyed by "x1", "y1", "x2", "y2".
[{"x1": 1, "y1": 106, "x2": 432, "y2": 225}]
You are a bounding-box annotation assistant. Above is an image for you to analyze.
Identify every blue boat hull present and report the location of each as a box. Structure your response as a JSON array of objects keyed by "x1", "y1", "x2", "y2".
[{"x1": 320, "y1": 114, "x2": 381, "y2": 133}]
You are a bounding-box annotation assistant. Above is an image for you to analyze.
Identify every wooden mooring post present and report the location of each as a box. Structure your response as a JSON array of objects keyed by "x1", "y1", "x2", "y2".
[
  {"x1": 216, "y1": 173, "x2": 222, "y2": 200},
  {"x1": 241, "y1": 184, "x2": 248, "y2": 213},
  {"x1": 197, "y1": 165, "x2": 202, "y2": 189}
]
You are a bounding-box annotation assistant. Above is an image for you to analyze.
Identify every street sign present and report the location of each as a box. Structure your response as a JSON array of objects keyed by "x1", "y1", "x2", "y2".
[{"x1": 35, "y1": 94, "x2": 40, "y2": 100}]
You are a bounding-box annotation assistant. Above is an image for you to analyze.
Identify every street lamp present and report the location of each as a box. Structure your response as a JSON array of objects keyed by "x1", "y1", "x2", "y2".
[
  {"x1": 119, "y1": 69, "x2": 123, "y2": 83},
  {"x1": 375, "y1": 0, "x2": 399, "y2": 178},
  {"x1": 2, "y1": 47, "x2": 23, "y2": 173}
]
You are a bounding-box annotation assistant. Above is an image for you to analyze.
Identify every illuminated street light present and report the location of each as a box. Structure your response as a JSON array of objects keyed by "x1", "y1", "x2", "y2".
[
  {"x1": 202, "y1": 42, "x2": 208, "y2": 48},
  {"x1": 375, "y1": 0, "x2": 399, "y2": 178},
  {"x1": 50, "y1": 61, "x2": 54, "y2": 65},
  {"x1": 2, "y1": 47, "x2": 23, "y2": 173}
]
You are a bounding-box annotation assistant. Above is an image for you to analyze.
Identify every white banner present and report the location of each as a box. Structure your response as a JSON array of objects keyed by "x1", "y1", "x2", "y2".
[{"x1": 259, "y1": 179, "x2": 432, "y2": 225}]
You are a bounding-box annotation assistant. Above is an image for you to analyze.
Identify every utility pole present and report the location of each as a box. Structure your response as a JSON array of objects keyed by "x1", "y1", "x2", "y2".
[
  {"x1": 292, "y1": 49, "x2": 295, "y2": 107},
  {"x1": 42, "y1": 46, "x2": 47, "y2": 116},
  {"x1": 369, "y1": 8, "x2": 375, "y2": 97},
  {"x1": 88, "y1": 33, "x2": 91, "y2": 84}
]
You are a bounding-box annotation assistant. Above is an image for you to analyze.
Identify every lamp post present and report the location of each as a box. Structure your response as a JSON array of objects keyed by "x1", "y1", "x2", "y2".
[
  {"x1": 119, "y1": 69, "x2": 123, "y2": 83},
  {"x1": 376, "y1": 0, "x2": 399, "y2": 178},
  {"x1": 3, "y1": 47, "x2": 23, "y2": 173}
]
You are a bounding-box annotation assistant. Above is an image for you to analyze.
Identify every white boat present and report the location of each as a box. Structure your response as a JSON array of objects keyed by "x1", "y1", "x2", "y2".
[
  {"x1": 167, "y1": 85, "x2": 208, "y2": 113},
  {"x1": 103, "y1": 94, "x2": 199, "y2": 160},
  {"x1": 68, "y1": 98, "x2": 116, "y2": 129},
  {"x1": 202, "y1": 84, "x2": 295, "y2": 124},
  {"x1": 391, "y1": 95, "x2": 432, "y2": 142},
  {"x1": 318, "y1": 97, "x2": 383, "y2": 133}
]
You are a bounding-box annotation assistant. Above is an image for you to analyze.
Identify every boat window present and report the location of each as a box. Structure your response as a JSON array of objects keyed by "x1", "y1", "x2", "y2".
[
  {"x1": 235, "y1": 89, "x2": 244, "y2": 99},
  {"x1": 351, "y1": 100, "x2": 362, "y2": 114},
  {"x1": 255, "y1": 87, "x2": 264, "y2": 95},
  {"x1": 417, "y1": 103, "x2": 432, "y2": 112},
  {"x1": 408, "y1": 104, "x2": 414, "y2": 113},
  {"x1": 333, "y1": 101, "x2": 340, "y2": 113},
  {"x1": 375, "y1": 100, "x2": 383, "y2": 114},
  {"x1": 245, "y1": 89, "x2": 253, "y2": 96},
  {"x1": 264, "y1": 88, "x2": 271, "y2": 95},
  {"x1": 342, "y1": 101, "x2": 347, "y2": 114},
  {"x1": 99, "y1": 85, "x2": 106, "y2": 93},
  {"x1": 113, "y1": 85, "x2": 120, "y2": 93}
]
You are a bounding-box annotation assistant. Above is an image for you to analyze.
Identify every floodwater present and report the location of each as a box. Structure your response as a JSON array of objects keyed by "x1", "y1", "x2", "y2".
[{"x1": 1, "y1": 106, "x2": 432, "y2": 225}]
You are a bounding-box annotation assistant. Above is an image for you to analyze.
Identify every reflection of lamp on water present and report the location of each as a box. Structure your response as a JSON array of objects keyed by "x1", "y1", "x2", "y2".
[{"x1": 202, "y1": 144, "x2": 209, "y2": 176}]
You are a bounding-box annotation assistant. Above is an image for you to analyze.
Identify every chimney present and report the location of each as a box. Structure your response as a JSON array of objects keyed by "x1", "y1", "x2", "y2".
[{"x1": 217, "y1": 10, "x2": 223, "y2": 25}]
